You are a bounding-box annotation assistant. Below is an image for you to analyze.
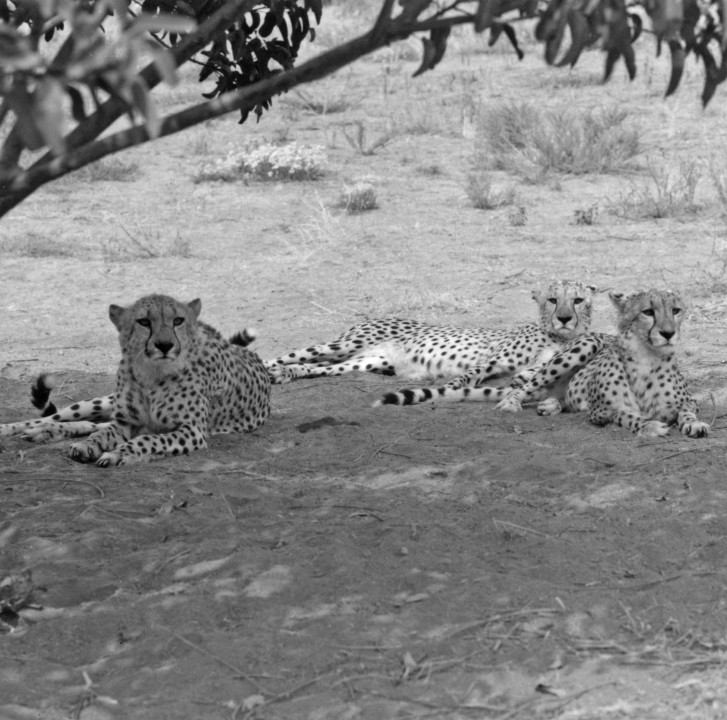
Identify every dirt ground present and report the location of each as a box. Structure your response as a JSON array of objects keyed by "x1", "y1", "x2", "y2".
[{"x1": 3, "y1": 9, "x2": 727, "y2": 719}]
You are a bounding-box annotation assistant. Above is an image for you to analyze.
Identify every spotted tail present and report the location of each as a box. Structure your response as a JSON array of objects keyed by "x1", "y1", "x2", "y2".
[
  {"x1": 31, "y1": 373, "x2": 59, "y2": 416},
  {"x1": 228, "y1": 328, "x2": 257, "y2": 347},
  {"x1": 373, "y1": 385, "x2": 509, "y2": 407}
]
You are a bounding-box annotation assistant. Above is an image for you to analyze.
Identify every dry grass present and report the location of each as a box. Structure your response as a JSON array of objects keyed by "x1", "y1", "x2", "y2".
[
  {"x1": 474, "y1": 102, "x2": 640, "y2": 181},
  {"x1": 609, "y1": 157, "x2": 702, "y2": 219},
  {"x1": 465, "y1": 171, "x2": 517, "y2": 209}
]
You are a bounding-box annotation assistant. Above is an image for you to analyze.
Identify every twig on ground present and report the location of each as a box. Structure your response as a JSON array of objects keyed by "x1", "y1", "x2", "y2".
[
  {"x1": 444, "y1": 607, "x2": 558, "y2": 641},
  {"x1": 62, "y1": 477, "x2": 105, "y2": 497},
  {"x1": 166, "y1": 630, "x2": 268, "y2": 693},
  {"x1": 493, "y1": 519, "x2": 550, "y2": 538},
  {"x1": 219, "y1": 493, "x2": 236, "y2": 520}
]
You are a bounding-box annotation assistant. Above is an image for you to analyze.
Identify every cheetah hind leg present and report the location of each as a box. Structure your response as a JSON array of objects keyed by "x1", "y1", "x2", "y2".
[
  {"x1": 23, "y1": 421, "x2": 109, "y2": 443},
  {"x1": 267, "y1": 354, "x2": 397, "y2": 380}
]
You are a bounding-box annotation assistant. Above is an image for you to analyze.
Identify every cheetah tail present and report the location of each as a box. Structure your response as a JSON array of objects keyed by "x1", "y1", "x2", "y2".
[
  {"x1": 228, "y1": 328, "x2": 258, "y2": 348},
  {"x1": 31, "y1": 373, "x2": 58, "y2": 417},
  {"x1": 373, "y1": 388, "x2": 435, "y2": 407}
]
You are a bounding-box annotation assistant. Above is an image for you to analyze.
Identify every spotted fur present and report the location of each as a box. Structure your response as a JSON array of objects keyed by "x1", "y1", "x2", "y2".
[
  {"x1": 0, "y1": 329, "x2": 259, "y2": 442},
  {"x1": 505, "y1": 289, "x2": 708, "y2": 438},
  {"x1": 370, "y1": 281, "x2": 596, "y2": 406},
  {"x1": 0, "y1": 297, "x2": 270, "y2": 465}
]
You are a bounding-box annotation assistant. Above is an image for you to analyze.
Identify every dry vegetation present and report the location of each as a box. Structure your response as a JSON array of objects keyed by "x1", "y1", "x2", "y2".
[{"x1": 2, "y1": 3, "x2": 727, "y2": 719}]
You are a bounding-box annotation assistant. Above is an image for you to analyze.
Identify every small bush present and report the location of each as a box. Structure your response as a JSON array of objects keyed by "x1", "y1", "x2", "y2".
[
  {"x1": 609, "y1": 158, "x2": 701, "y2": 219},
  {"x1": 193, "y1": 142, "x2": 326, "y2": 183},
  {"x1": 465, "y1": 171, "x2": 516, "y2": 210},
  {"x1": 574, "y1": 204, "x2": 599, "y2": 225},
  {"x1": 507, "y1": 205, "x2": 527, "y2": 226},
  {"x1": 337, "y1": 182, "x2": 378, "y2": 214},
  {"x1": 474, "y1": 102, "x2": 640, "y2": 180}
]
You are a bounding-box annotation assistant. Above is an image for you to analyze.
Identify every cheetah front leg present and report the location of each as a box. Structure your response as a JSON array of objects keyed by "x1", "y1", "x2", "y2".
[
  {"x1": 676, "y1": 399, "x2": 710, "y2": 438},
  {"x1": 96, "y1": 424, "x2": 209, "y2": 467},
  {"x1": 70, "y1": 422, "x2": 134, "y2": 463}
]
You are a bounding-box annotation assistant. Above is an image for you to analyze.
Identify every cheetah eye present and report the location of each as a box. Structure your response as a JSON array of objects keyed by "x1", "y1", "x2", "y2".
[
  {"x1": 573, "y1": 298, "x2": 584, "y2": 305},
  {"x1": 642, "y1": 308, "x2": 655, "y2": 317},
  {"x1": 672, "y1": 307, "x2": 682, "y2": 316},
  {"x1": 173, "y1": 317, "x2": 185, "y2": 327},
  {"x1": 547, "y1": 298, "x2": 557, "y2": 305},
  {"x1": 136, "y1": 318, "x2": 151, "y2": 328}
]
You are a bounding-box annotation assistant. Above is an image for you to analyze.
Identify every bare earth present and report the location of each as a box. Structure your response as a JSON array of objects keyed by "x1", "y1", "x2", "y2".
[{"x1": 2, "y1": 17, "x2": 727, "y2": 720}]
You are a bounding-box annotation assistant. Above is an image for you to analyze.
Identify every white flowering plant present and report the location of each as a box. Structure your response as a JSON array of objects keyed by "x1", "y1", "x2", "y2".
[{"x1": 194, "y1": 142, "x2": 327, "y2": 183}]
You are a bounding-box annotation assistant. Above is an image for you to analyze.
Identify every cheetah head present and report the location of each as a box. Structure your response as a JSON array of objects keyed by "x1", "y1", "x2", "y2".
[
  {"x1": 610, "y1": 289, "x2": 685, "y2": 357},
  {"x1": 532, "y1": 280, "x2": 596, "y2": 342},
  {"x1": 109, "y1": 294, "x2": 202, "y2": 384}
]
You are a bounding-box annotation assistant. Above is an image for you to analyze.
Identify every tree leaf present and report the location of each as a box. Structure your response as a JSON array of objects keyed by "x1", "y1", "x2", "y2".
[
  {"x1": 6, "y1": 84, "x2": 45, "y2": 150},
  {"x1": 474, "y1": 0, "x2": 495, "y2": 33},
  {"x1": 413, "y1": 37, "x2": 436, "y2": 77},
  {"x1": 66, "y1": 84, "x2": 86, "y2": 122},
  {"x1": 33, "y1": 77, "x2": 67, "y2": 155},
  {"x1": 150, "y1": 45, "x2": 179, "y2": 86},
  {"x1": 127, "y1": 13, "x2": 196, "y2": 36},
  {"x1": 129, "y1": 77, "x2": 162, "y2": 139}
]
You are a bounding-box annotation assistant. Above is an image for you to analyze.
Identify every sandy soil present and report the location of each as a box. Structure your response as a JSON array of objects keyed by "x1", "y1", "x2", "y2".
[{"x1": 2, "y1": 13, "x2": 727, "y2": 719}]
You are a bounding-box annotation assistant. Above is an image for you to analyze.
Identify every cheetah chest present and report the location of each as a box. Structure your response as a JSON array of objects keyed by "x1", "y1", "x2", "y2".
[
  {"x1": 116, "y1": 379, "x2": 206, "y2": 433},
  {"x1": 622, "y1": 351, "x2": 681, "y2": 423}
]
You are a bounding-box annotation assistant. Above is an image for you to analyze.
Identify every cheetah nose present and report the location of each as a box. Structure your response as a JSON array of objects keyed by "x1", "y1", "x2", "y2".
[
  {"x1": 155, "y1": 341, "x2": 175, "y2": 355},
  {"x1": 660, "y1": 330, "x2": 675, "y2": 341},
  {"x1": 557, "y1": 315, "x2": 573, "y2": 325}
]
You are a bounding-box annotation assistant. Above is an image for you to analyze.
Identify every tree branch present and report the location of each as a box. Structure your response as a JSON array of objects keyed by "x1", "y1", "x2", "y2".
[{"x1": 0, "y1": 0, "x2": 497, "y2": 216}]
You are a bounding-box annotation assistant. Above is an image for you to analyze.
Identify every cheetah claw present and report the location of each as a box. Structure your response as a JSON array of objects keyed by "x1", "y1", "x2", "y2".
[
  {"x1": 97, "y1": 451, "x2": 123, "y2": 467},
  {"x1": 682, "y1": 421, "x2": 710, "y2": 438}
]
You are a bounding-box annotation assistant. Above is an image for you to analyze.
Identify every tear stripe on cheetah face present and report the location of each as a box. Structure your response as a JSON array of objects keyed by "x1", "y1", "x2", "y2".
[
  {"x1": 372, "y1": 280, "x2": 597, "y2": 407},
  {"x1": 267, "y1": 280, "x2": 596, "y2": 390},
  {"x1": 539, "y1": 289, "x2": 708, "y2": 438},
  {"x1": 0, "y1": 329, "x2": 258, "y2": 441},
  {"x1": 111, "y1": 295, "x2": 201, "y2": 387}
]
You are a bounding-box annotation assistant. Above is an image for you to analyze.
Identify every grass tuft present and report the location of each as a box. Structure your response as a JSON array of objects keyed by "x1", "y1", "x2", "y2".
[
  {"x1": 474, "y1": 102, "x2": 640, "y2": 180},
  {"x1": 337, "y1": 182, "x2": 378, "y2": 214},
  {"x1": 609, "y1": 158, "x2": 701, "y2": 219},
  {"x1": 465, "y1": 171, "x2": 516, "y2": 209}
]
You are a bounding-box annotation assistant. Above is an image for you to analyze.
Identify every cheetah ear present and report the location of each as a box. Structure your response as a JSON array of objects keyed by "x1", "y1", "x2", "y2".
[
  {"x1": 109, "y1": 304, "x2": 126, "y2": 331},
  {"x1": 187, "y1": 298, "x2": 202, "y2": 320},
  {"x1": 608, "y1": 291, "x2": 629, "y2": 312},
  {"x1": 531, "y1": 289, "x2": 543, "y2": 303}
]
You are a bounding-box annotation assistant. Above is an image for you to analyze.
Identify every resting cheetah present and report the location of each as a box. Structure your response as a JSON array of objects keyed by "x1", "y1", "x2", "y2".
[
  {"x1": 0, "y1": 296, "x2": 270, "y2": 465},
  {"x1": 268, "y1": 281, "x2": 596, "y2": 399},
  {"x1": 534, "y1": 289, "x2": 709, "y2": 437},
  {"x1": 469, "y1": 289, "x2": 707, "y2": 437},
  {"x1": 370, "y1": 280, "x2": 596, "y2": 406}
]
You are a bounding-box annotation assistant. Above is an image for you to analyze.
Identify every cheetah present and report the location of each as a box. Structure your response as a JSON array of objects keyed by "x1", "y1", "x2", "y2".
[
  {"x1": 459, "y1": 289, "x2": 707, "y2": 438},
  {"x1": 268, "y1": 281, "x2": 596, "y2": 400},
  {"x1": 533, "y1": 289, "x2": 709, "y2": 437},
  {"x1": 369, "y1": 280, "x2": 596, "y2": 406},
  {"x1": 0, "y1": 296, "x2": 271, "y2": 465}
]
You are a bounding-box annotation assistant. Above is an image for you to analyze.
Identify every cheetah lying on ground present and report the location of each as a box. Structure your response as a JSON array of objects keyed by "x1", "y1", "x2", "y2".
[
  {"x1": 0, "y1": 295, "x2": 271, "y2": 465},
  {"x1": 535, "y1": 289, "x2": 709, "y2": 437},
  {"x1": 406, "y1": 289, "x2": 708, "y2": 438},
  {"x1": 267, "y1": 281, "x2": 596, "y2": 397},
  {"x1": 370, "y1": 280, "x2": 596, "y2": 406}
]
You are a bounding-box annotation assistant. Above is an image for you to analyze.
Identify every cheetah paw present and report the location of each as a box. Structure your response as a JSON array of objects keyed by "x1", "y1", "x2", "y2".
[
  {"x1": 97, "y1": 451, "x2": 123, "y2": 467},
  {"x1": 682, "y1": 420, "x2": 710, "y2": 438},
  {"x1": 69, "y1": 442, "x2": 101, "y2": 463},
  {"x1": 496, "y1": 393, "x2": 523, "y2": 413},
  {"x1": 537, "y1": 398, "x2": 562, "y2": 416},
  {"x1": 264, "y1": 363, "x2": 293, "y2": 385},
  {"x1": 639, "y1": 420, "x2": 670, "y2": 437},
  {"x1": 22, "y1": 426, "x2": 64, "y2": 444}
]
